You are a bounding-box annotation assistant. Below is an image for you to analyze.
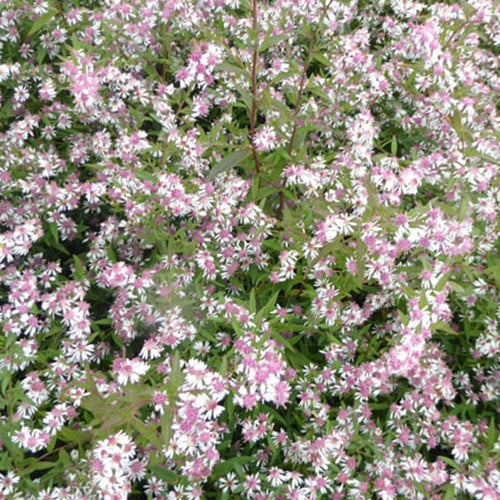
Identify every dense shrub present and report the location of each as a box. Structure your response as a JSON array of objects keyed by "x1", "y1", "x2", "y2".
[{"x1": 0, "y1": 0, "x2": 498, "y2": 498}]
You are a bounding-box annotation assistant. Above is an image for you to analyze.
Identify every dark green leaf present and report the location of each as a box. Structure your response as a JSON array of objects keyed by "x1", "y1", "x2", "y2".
[
  {"x1": 131, "y1": 417, "x2": 163, "y2": 450},
  {"x1": 207, "y1": 147, "x2": 252, "y2": 180},
  {"x1": 134, "y1": 170, "x2": 158, "y2": 182},
  {"x1": 28, "y1": 10, "x2": 56, "y2": 36},
  {"x1": 149, "y1": 465, "x2": 182, "y2": 483},
  {"x1": 391, "y1": 135, "x2": 397, "y2": 156},
  {"x1": 73, "y1": 256, "x2": 85, "y2": 280},
  {"x1": 259, "y1": 34, "x2": 289, "y2": 52},
  {"x1": 211, "y1": 456, "x2": 254, "y2": 480}
]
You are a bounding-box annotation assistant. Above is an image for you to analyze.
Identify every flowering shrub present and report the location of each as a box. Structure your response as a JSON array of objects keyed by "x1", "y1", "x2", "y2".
[{"x1": 0, "y1": 0, "x2": 499, "y2": 498}]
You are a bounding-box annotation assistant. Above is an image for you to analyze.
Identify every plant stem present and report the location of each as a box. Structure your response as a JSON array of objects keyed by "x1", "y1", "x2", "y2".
[
  {"x1": 250, "y1": 0, "x2": 261, "y2": 175},
  {"x1": 161, "y1": 20, "x2": 171, "y2": 83},
  {"x1": 160, "y1": 83, "x2": 194, "y2": 168},
  {"x1": 276, "y1": 32, "x2": 315, "y2": 218},
  {"x1": 276, "y1": 0, "x2": 334, "y2": 218},
  {"x1": 54, "y1": 0, "x2": 68, "y2": 28}
]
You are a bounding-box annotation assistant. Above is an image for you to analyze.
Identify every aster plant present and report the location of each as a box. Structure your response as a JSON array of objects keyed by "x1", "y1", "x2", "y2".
[{"x1": 0, "y1": 0, "x2": 499, "y2": 498}]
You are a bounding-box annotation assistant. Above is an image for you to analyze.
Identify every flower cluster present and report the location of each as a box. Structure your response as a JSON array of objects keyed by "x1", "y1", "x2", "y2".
[{"x1": 90, "y1": 432, "x2": 144, "y2": 498}]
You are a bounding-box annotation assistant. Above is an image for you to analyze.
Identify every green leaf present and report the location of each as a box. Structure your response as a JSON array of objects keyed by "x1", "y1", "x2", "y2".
[
  {"x1": 236, "y1": 87, "x2": 253, "y2": 111},
  {"x1": 463, "y1": 148, "x2": 500, "y2": 166},
  {"x1": 249, "y1": 288, "x2": 256, "y2": 313},
  {"x1": 59, "y1": 449, "x2": 70, "y2": 467},
  {"x1": 273, "y1": 323, "x2": 305, "y2": 335},
  {"x1": 215, "y1": 62, "x2": 250, "y2": 80},
  {"x1": 37, "y1": 48, "x2": 46, "y2": 64},
  {"x1": 263, "y1": 405, "x2": 288, "y2": 427},
  {"x1": 81, "y1": 366, "x2": 109, "y2": 419},
  {"x1": 149, "y1": 465, "x2": 182, "y2": 484},
  {"x1": 293, "y1": 126, "x2": 308, "y2": 151},
  {"x1": 270, "y1": 70, "x2": 300, "y2": 86},
  {"x1": 49, "y1": 222, "x2": 59, "y2": 243},
  {"x1": 484, "y1": 262, "x2": 500, "y2": 285},
  {"x1": 225, "y1": 393, "x2": 234, "y2": 420},
  {"x1": 43, "y1": 222, "x2": 69, "y2": 255},
  {"x1": 58, "y1": 426, "x2": 92, "y2": 444},
  {"x1": 1, "y1": 372, "x2": 11, "y2": 396},
  {"x1": 355, "y1": 236, "x2": 365, "y2": 285},
  {"x1": 255, "y1": 291, "x2": 280, "y2": 324},
  {"x1": 487, "y1": 417, "x2": 497, "y2": 449},
  {"x1": 233, "y1": 461, "x2": 246, "y2": 478},
  {"x1": 160, "y1": 405, "x2": 174, "y2": 448},
  {"x1": 432, "y1": 321, "x2": 458, "y2": 335},
  {"x1": 93, "y1": 318, "x2": 112, "y2": 325},
  {"x1": 438, "y1": 456, "x2": 461, "y2": 471},
  {"x1": 124, "y1": 384, "x2": 154, "y2": 408},
  {"x1": 269, "y1": 330, "x2": 309, "y2": 366},
  {"x1": 312, "y1": 52, "x2": 331, "y2": 67},
  {"x1": 448, "y1": 281, "x2": 465, "y2": 294},
  {"x1": 79, "y1": 395, "x2": 107, "y2": 418},
  {"x1": 73, "y1": 256, "x2": 85, "y2": 280},
  {"x1": 98, "y1": 406, "x2": 131, "y2": 435},
  {"x1": 207, "y1": 147, "x2": 252, "y2": 180},
  {"x1": 444, "y1": 485, "x2": 456, "y2": 500},
  {"x1": 450, "y1": 111, "x2": 472, "y2": 142},
  {"x1": 254, "y1": 186, "x2": 278, "y2": 201},
  {"x1": 107, "y1": 245, "x2": 117, "y2": 262},
  {"x1": 211, "y1": 456, "x2": 254, "y2": 480},
  {"x1": 265, "y1": 96, "x2": 293, "y2": 119},
  {"x1": 134, "y1": 170, "x2": 158, "y2": 182},
  {"x1": 199, "y1": 330, "x2": 218, "y2": 343},
  {"x1": 398, "y1": 310, "x2": 408, "y2": 325},
  {"x1": 259, "y1": 34, "x2": 288, "y2": 52},
  {"x1": 130, "y1": 417, "x2": 163, "y2": 450},
  {"x1": 219, "y1": 354, "x2": 228, "y2": 377},
  {"x1": 166, "y1": 351, "x2": 184, "y2": 404},
  {"x1": 22, "y1": 460, "x2": 57, "y2": 475},
  {"x1": 28, "y1": 10, "x2": 56, "y2": 36},
  {"x1": 391, "y1": 135, "x2": 398, "y2": 156},
  {"x1": 70, "y1": 33, "x2": 89, "y2": 51},
  {"x1": 459, "y1": 195, "x2": 470, "y2": 221}
]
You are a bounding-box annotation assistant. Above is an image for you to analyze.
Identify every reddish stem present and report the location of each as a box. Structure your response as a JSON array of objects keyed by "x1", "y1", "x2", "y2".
[
  {"x1": 250, "y1": 0, "x2": 261, "y2": 175},
  {"x1": 276, "y1": 32, "x2": 316, "y2": 217},
  {"x1": 276, "y1": 1, "x2": 334, "y2": 218}
]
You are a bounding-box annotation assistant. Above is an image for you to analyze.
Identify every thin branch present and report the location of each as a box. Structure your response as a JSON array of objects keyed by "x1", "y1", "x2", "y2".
[
  {"x1": 161, "y1": 20, "x2": 171, "y2": 83},
  {"x1": 250, "y1": 0, "x2": 261, "y2": 175},
  {"x1": 54, "y1": 0, "x2": 68, "y2": 28},
  {"x1": 276, "y1": 0, "x2": 334, "y2": 218},
  {"x1": 276, "y1": 29, "x2": 316, "y2": 217},
  {"x1": 160, "y1": 83, "x2": 194, "y2": 169},
  {"x1": 287, "y1": 33, "x2": 316, "y2": 154}
]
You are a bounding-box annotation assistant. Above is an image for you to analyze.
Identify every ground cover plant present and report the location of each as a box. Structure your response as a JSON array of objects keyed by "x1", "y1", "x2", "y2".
[{"x1": 0, "y1": 0, "x2": 499, "y2": 498}]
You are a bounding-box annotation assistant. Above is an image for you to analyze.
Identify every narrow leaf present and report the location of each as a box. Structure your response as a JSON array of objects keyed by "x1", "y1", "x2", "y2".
[
  {"x1": 391, "y1": 135, "x2": 398, "y2": 156},
  {"x1": 73, "y1": 256, "x2": 85, "y2": 280},
  {"x1": 207, "y1": 147, "x2": 251, "y2": 180},
  {"x1": 259, "y1": 34, "x2": 288, "y2": 52},
  {"x1": 211, "y1": 456, "x2": 254, "y2": 480},
  {"x1": 149, "y1": 465, "x2": 182, "y2": 483},
  {"x1": 28, "y1": 10, "x2": 56, "y2": 36},
  {"x1": 130, "y1": 417, "x2": 163, "y2": 450}
]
